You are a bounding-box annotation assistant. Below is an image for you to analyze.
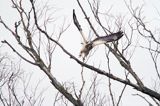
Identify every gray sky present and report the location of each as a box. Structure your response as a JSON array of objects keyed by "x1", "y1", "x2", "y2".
[{"x1": 0, "y1": 0, "x2": 160, "y2": 105}]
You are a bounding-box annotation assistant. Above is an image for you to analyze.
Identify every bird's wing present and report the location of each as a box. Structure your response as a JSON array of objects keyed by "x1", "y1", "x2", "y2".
[
  {"x1": 73, "y1": 9, "x2": 88, "y2": 44},
  {"x1": 91, "y1": 31, "x2": 123, "y2": 47}
]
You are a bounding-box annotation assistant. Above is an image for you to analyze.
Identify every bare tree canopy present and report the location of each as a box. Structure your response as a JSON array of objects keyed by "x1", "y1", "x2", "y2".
[{"x1": 0, "y1": 0, "x2": 160, "y2": 106}]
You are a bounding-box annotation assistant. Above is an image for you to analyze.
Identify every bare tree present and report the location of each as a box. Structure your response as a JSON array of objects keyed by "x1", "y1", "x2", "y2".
[
  {"x1": 1, "y1": 0, "x2": 82, "y2": 105},
  {"x1": 0, "y1": 51, "x2": 48, "y2": 106},
  {"x1": 0, "y1": 0, "x2": 160, "y2": 106}
]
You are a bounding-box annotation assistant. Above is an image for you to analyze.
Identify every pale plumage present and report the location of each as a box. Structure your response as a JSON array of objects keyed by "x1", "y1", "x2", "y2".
[
  {"x1": 73, "y1": 9, "x2": 123, "y2": 60},
  {"x1": 79, "y1": 31, "x2": 123, "y2": 58}
]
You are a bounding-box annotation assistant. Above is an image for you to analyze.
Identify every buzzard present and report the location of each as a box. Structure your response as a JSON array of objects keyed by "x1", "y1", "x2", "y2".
[{"x1": 73, "y1": 9, "x2": 123, "y2": 60}]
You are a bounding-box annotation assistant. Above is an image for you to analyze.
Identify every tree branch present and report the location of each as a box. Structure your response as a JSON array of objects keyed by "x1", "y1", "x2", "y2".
[{"x1": 29, "y1": 0, "x2": 83, "y2": 105}]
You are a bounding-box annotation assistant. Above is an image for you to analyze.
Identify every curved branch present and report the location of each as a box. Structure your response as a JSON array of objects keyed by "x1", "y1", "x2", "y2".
[
  {"x1": 76, "y1": 0, "x2": 144, "y2": 88},
  {"x1": 29, "y1": 0, "x2": 83, "y2": 106},
  {"x1": 42, "y1": 27, "x2": 160, "y2": 100}
]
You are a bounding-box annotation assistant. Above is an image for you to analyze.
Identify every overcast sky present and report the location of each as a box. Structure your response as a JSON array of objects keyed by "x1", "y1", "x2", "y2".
[{"x1": 0, "y1": 0, "x2": 160, "y2": 106}]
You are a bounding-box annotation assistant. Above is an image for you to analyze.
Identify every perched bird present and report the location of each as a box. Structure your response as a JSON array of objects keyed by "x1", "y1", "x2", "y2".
[{"x1": 79, "y1": 31, "x2": 124, "y2": 59}]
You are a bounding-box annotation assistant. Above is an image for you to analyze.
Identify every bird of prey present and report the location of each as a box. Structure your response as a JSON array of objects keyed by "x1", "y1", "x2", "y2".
[
  {"x1": 73, "y1": 9, "x2": 123, "y2": 60},
  {"x1": 79, "y1": 31, "x2": 123, "y2": 58}
]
